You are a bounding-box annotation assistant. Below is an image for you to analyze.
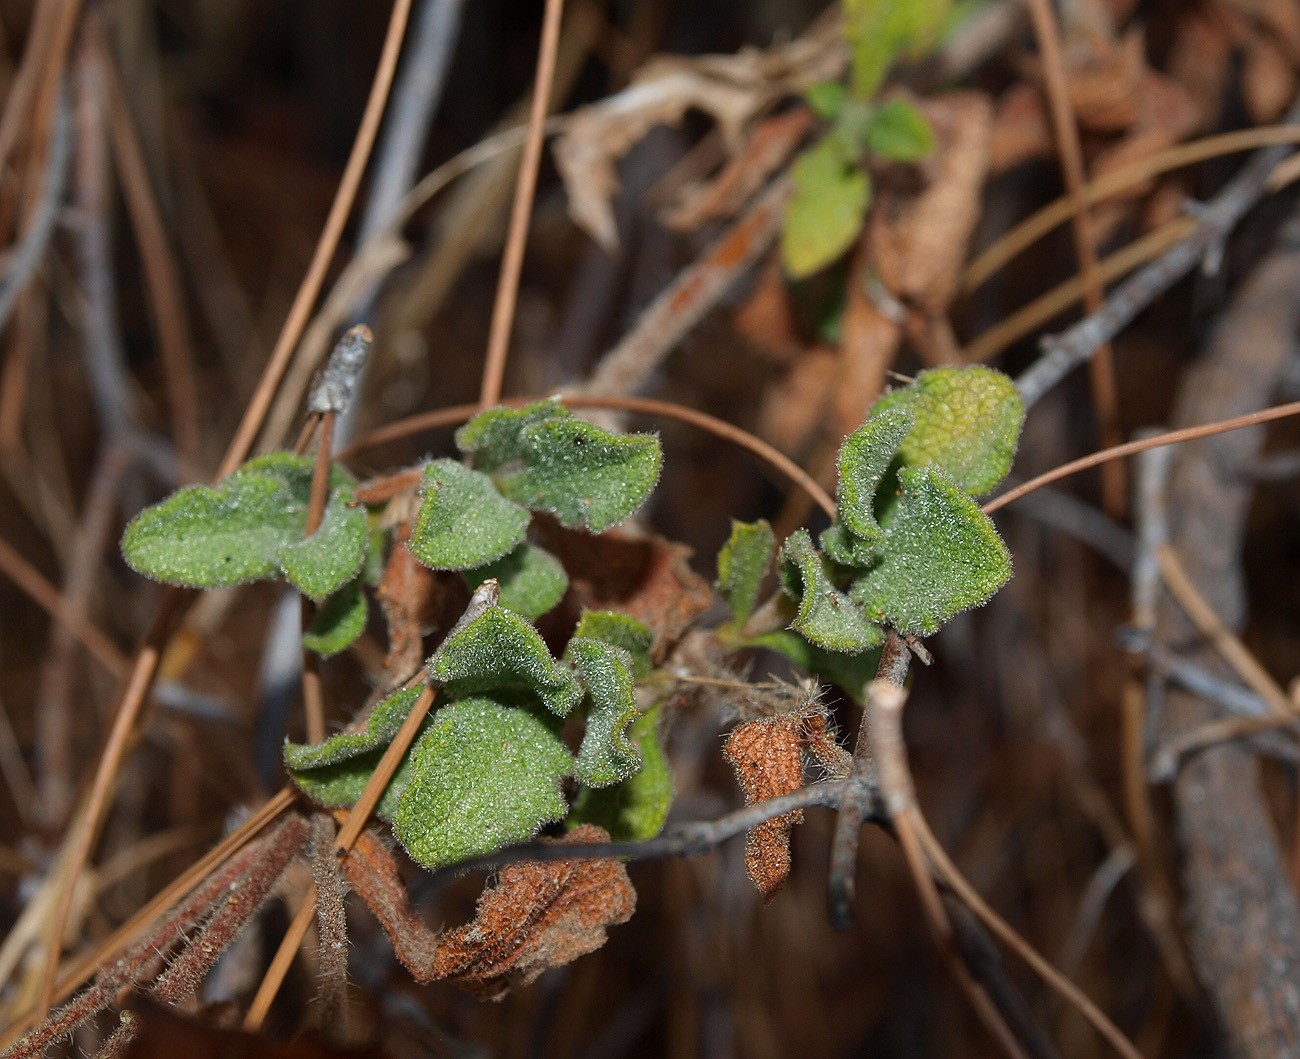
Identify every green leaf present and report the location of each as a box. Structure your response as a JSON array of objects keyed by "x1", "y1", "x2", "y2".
[
  {"x1": 278, "y1": 485, "x2": 369, "y2": 600},
  {"x1": 303, "y1": 581, "x2": 368, "y2": 659},
  {"x1": 569, "y1": 704, "x2": 673, "y2": 841},
  {"x1": 747, "y1": 628, "x2": 880, "y2": 702},
  {"x1": 849, "y1": 465, "x2": 1011, "y2": 634},
  {"x1": 283, "y1": 686, "x2": 428, "y2": 818},
  {"x1": 455, "y1": 400, "x2": 570, "y2": 470},
  {"x1": 122, "y1": 453, "x2": 364, "y2": 594},
  {"x1": 780, "y1": 529, "x2": 882, "y2": 653},
  {"x1": 429, "y1": 605, "x2": 582, "y2": 717},
  {"x1": 458, "y1": 401, "x2": 663, "y2": 533},
  {"x1": 361, "y1": 523, "x2": 388, "y2": 586},
  {"x1": 864, "y1": 99, "x2": 936, "y2": 161},
  {"x1": 870, "y1": 366, "x2": 1024, "y2": 495},
  {"x1": 717, "y1": 519, "x2": 776, "y2": 627},
  {"x1": 572, "y1": 610, "x2": 654, "y2": 679},
  {"x1": 782, "y1": 134, "x2": 871, "y2": 280},
  {"x1": 392, "y1": 695, "x2": 573, "y2": 869},
  {"x1": 567, "y1": 638, "x2": 640, "y2": 787},
  {"x1": 805, "y1": 80, "x2": 848, "y2": 119},
  {"x1": 831, "y1": 406, "x2": 913, "y2": 552},
  {"x1": 844, "y1": 0, "x2": 951, "y2": 100},
  {"x1": 504, "y1": 419, "x2": 663, "y2": 533},
  {"x1": 408, "y1": 459, "x2": 530, "y2": 571},
  {"x1": 464, "y1": 542, "x2": 567, "y2": 620}
]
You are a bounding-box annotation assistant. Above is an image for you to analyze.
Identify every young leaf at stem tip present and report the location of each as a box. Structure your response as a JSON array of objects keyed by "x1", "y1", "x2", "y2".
[
  {"x1": 567, "y1": 638, "x2": 642, "y2": 788},
  {"x1": 863, "y1": 98, "x2": 936, "y2": 161}
]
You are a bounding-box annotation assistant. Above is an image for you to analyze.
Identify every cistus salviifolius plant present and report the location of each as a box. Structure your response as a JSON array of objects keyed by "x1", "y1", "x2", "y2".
[{"x1": 121, "y1": 367, "x2": 1022, "y2": 875}]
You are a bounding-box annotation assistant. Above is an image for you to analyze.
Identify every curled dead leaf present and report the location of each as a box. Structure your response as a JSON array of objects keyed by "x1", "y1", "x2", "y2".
[
  {"x1": 723, "y1": 717, "x2": 805, "y2": 901},
  {"x1": 344, "y1": 825, "x2": 635, "y2": 998},
  {"x1": 871, "y1": 91, "x2": 993, "y2": 316},
  {"x1": 553, "y1": 22, "x2": 844, "y2": 250}
]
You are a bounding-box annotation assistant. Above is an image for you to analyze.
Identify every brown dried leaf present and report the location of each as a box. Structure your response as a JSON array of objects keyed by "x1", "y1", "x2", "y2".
[
  {"x1": 989, "y1": 82, "x2": 1052, "y2": 173},
  {"x1": 759, "y1": 345, "x2": 839, "y2": 454},
  {"x1": 1243, "y1": 33, "x2": 1297, "y2": 122},
  {"x1": 799, "y1": 707, "x2": 853, "y2": 779},
  {"x1": 376, "y1": 537, "x2": 441, "y2": 678},
  {"x1": 871, "y1": 91, "x2": 993, "y2": 316},
  {"x1": 537, "y1": 524, "x2": 713, "y2": 658},
  {"x1": 835, "y1": 242, "x2": 902, "y2": 436},
  {"x1": 554, "y1": 24, "x2": 844, "y2": 250},
  {"x1": 344, "y1": 825, "x2": 635, "y2": 998},
  {"x1": 723, "y1": 718, "x2": 805, "y2": 901},
  {"x1": 733, "y1": 257, "x2": 803, "y2": 365},
  {"x1": 663, "y1": 108, "x2": 813, "y2": 231}
]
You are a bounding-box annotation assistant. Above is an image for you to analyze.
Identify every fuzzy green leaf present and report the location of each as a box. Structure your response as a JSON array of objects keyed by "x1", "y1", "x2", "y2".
[
  {"x1": 458, "y1": 401, "x2": 662, "y2": 533},
  {"x1": 501, "y1": 418, "x2": 662, "y2": 532},
  {"x1": 429, "y1": 605, "x2": 582, "y2": 717},
  {"x1": 831, "y1": 406, "x2": 913, "y2": 556},
  {"x1": 780, "y1": 529, "x2": 882, "y2": 653},
  {"x1": 717, "y1": 519, "x2": 776, "y2": 627},
  {"x1": 361, "y1": 524, "x2": 388, "y2": 586},
  {"x1": 748, "y1": 628, "x2": 881, "y2": 702},
  {"x1": 283, "y1": 686, "x2": 427, "y2": 818},
  {"x1": 864, "y1": 99, "x2": 936, "y2": 161},
  {"x1": 408, "y1": 459, "x2": 530, "y2": 571},
  {"x1": 464, "y1": 542, "x2": 567, "y2": 619},
  {"x1": 569, "y1": 704, "x2": 672, "y2": 840},
  {"x1": 572, "y1": 610, "x2": 654, "y2": 679},
  {"x1": 782, "y1": 134, "x2": 871, "y2": 280},
  {"x1": 278, "y1": 486, "x2": 369, "y2": 600},
  {"x1": 455, "y1": 400, "x2": 570, "y2": 470},
  {"x1": 567, "y1": 638, "x2": 640, "y2": 787},
  {"x1": 392, "y1": 695, "x2": 573, "y2": 869},
  {"x1": 303, "y1": 581, "x2": 368, "y2": 659},
  {"x1": 122, "y1": 453, "x2": 364, "y2": 594},
  {"x1": 849, "y1": 465, "x2": 1011, "y2": 634},
  {"x1": 871, "y1": 366, "x2": 1023, "y2": 495}
]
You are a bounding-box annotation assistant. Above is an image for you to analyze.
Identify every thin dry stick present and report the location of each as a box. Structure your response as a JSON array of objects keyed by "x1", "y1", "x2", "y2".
[
  {"x1": 300, "y1": 411, "x2": 338, "y2": 745},
  {"x1": 1151, "y1": 714, "x2": 1300, "y2": 782},
  {"x1": 0, "y1": 787, "x2": 296, "y2": 1051},
  {"x1": 30, "y1": 0, "x2": 412, "y2": 1019},
  {"x1": 479, "y1": 0, "x2": 565, "y2": 407},
  {"x1": 963, "y1": 218, "x2": 1193, "y2": 364},
  {"x1": 578, "y1": 175, "x2": 790, "y2": 399},
  {"x1": 33, "y1": 588, "x2": 191, "y2": 1018},
  {"x1": 1015, "y1": 93, "x2": 1300, "y2": 409},
  {"x1": 339, "y1": 392, "x2": 836, "y2": 519},
  {"x1": 1155, "y1": 543, "x2": 1294, "y2": 716},
  {"x1": 0, "y1": 534, "x2": 127, "y2": 677},
  {"x1": 242, "y1": 883, "x2": 318, "y2": 1032},
  {"x1": 868, "y1": 679, "x2": 1031, "y2": 1059},
  {"x1": 982, "y1": 398, "x2": 1300, "y2": 515},
  {"x1": 1025, "y1": 0, "x2": 1122, "y2": 515},
  {"x1": 218, "y1": 0, "x2": 412, "y2": 477},
  {"x1": 334, "y1": 685, "x2": 437, "y2": 854},
  {"x1": 97, "y1": 26, "x2": 199, "y2": 464},
  {"x1": 961, "y1": 125, "x2": 1300, "y2": 293},
  {"x1": 910, "y1": 807, "x2": 1145, "y2": 1059}
]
